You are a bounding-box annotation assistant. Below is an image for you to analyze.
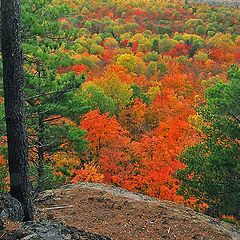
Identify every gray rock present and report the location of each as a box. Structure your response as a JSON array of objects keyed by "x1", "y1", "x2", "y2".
[
  {"x1": 2, "y1": 220, "x2": 112, "y2": 240},
  {"x1": 20, "y1": 220, "x2": 111, "y2": 240},
  {"x1": 0, "y1": 193, "x2": 24, "y2": 229}
]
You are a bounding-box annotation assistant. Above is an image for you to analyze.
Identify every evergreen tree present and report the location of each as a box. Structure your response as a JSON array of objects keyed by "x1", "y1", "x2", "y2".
[
  {"x1": 151, "y1": 39, "x2": 159, "y2": 53},
  {"x1": 177, "y1": 65, "x2": 240, "y2": 218},
  {"x1": 1, "y1": 0, "x2": 33, "y2": 220},
  {"x1": 22, "y1": 0, "x2": 88, "y2": 192},
  {"x1": 0, "y1": 0, "x2": 89, "y2": 192}
]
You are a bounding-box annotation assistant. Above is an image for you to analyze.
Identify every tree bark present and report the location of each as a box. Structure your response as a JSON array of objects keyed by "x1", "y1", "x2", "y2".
[
  {"x1": 37, "y1": 114, "x2": 45, "y2": 192},
  {"x1": 1, "y1": 0, "x2": 34, "y2": 221}
]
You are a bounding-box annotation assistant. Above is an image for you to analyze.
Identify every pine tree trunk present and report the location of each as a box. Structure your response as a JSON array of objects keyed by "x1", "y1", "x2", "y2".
[
  {"x1": 37, "y1": 115, "x2": 45, "y2": 192},
  {"x1": 1, "y1": 0, "x2": 34, "y2": 221}
]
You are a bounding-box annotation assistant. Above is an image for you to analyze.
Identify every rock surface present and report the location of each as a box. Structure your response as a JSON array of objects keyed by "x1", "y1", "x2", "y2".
[
  {"x1": 35, "y1": 182, "x2": 240, "y2": 240},
  {"x1": 1, "y1": 220, "x2": 111, "y2": 240},
  {"x1": 0, "y1": 193, "x2": 24, "y2": 229},
  {"x1": 1, "y1": 183, "x2": 240, "y2": 240}
]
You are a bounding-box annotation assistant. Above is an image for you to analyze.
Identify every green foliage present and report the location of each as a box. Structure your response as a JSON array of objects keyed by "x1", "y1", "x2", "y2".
[
  {"x1": 0, "y1": 166, "x2": 8, "y2": 192},
  {"x1": 177, "y1": 65, "x2": 240, "y2": 218},
  {"x1": 82, "y1": 82, "x2": 117, "y2": 115},
  {"x1": 157, "y1": 63, "x2": 167, "y2": 77},
  {"x1": 89, "y1": 44, "x2": 104, "y2": 55},
  {"x1": 196, "y1": 25, "x2": 206, "y2": 35},
  {"x1": 15, "y1": 0, "x2": 90, "y2": 191},
  {"x1": 157, "y1": 26, "x2": 172, "y2": 35},
  {"x1": 193, "y1": 51, "x2": 208, "y2": 62},
  {"x1": 146, "y1": 61, "x2": 157, "y2": 78},
  {"x1": 0, "y1": 104, "x2": 5, "y2": 138},
  {"x1": 30, "y1": 164, "x2": 66, "y2": 191},
  {"x1": 158, "y1": 38, "x2": 175, "y2": 53},
  {"x1": 96, "y1": 76, "x2": 133, "y2": 111},
  {"x1": 184, "y1": 19, "x2": 204, "y2": 33},
  {"x1": 131, "y1": 84, "x2": 150, "y2": 104},
  {"x1": 0, "y1": 0, "x2": 239, "y2": 209},
  {"x1": 151, "y1": 39, "x2": 159, "y2": 52},
  {"x1": 143, "y1": 51, "x2": 159, "y2": 63},
  {"x1": 22, "y1": 0, "x2": 76, "y2": 38}
]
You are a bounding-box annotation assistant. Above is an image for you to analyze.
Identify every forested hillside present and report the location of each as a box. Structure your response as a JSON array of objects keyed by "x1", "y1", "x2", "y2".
[
  {"x1": 193, "y1": 0, "x2": 240, "y2": 7},
  {"x1": 0, "y1": 0, "x2": 239, "y2": 222}
]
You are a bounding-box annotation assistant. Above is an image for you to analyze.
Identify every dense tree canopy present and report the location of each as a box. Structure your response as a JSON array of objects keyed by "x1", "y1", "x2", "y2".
[{"x1": 0, "y1": 0, "x2": 239, "y2": 220}]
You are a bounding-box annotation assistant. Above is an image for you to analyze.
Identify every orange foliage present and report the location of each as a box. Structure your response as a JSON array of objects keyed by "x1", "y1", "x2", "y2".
[
  {"x1": 80, "y1": 110, "x2": 129, "y2": 154},
  {"x1": 0, "y1": 155, "x2": 5, "y2": 167},
  {"x1": 161, "y1": 73, "x2": 194, "y2": 97},
  {"x1": 71, "y1": 163, "x2": 104, "y2": 183},
  {"x1": 101, "y1": 47, "x2": 116, "y2": 65},
  {"x1": 0, "y1": 137, "x2": 6, "y2": 167},
  {"x1": 58, "y1": 64, "x2": 87, "y2": 75},
  {"x1": 221, "y1": 215, "x2": 237, "y2": 222},
  {"x1": 184, "y1": 197, "x2": 209, "y2": 212},
  {"x1": 100, "y1": 64, "x2": 134, "y2": 84},
  {"x1": 80, "y1": 110, "x2": 136, "y2": 187},
  {"x1": 119, "y1": 98, "x2": 148, "y2": 137},
  {"x1": 132, "y1": 116, "x2": 198, "y2": 202},
  {"x1": 44, "y1": 0, "x2": 239, "y2": 213}
]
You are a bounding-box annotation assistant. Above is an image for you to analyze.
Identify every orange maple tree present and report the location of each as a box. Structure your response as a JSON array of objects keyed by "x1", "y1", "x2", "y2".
[
  {"x1": 132, "y1": 115, "x2": 198, "y2": 202},
  {"x1": 79, "y1": 110, "x2": 139, "y2": 188}
]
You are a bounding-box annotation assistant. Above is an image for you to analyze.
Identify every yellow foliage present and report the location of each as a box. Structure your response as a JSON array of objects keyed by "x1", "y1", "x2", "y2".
[
  {"x1": 116, "y1": 53, "x2": 146, "y2": 75},
  {"x1": 71, "y1": 163, "x2": 104, "y2": 183},
  {"x1": 92, "y1": 66, "x2": 133, "y2": 109},
  {"x1": 207, "y1": 33, "x2": 235, "y2": 51},
  {"x1": 188, "y1": 114, "x2": 204, "y2": 132},
  {"x1": 51, "y1": 152, "x2": 80, "y2": 169},
  {"x1": 147, "y1": 86, "x2": 161, "y2": 101}
]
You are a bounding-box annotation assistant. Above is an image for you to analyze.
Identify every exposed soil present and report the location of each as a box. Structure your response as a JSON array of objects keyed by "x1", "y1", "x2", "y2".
[{"x1": 32, "y1": 182, "x2": 240, "y2": 240}]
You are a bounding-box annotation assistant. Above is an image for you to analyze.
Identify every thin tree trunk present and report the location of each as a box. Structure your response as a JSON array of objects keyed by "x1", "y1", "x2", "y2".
[
  {"x1": 1, "y1": 0, "x2": 34, "y2": 221},
  {"x1": 37, "y1": 115, "x2": 45, "y2": 192}
]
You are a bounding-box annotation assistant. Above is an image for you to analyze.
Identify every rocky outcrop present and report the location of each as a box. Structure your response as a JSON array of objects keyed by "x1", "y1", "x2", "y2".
[
  {"x1": 35, "y1": 183, "x2": 240, "y2": 240},
  {"x1": 0, "y1": 193, "x2": 24, "y2": 229},
  {"x1": 2, "y1": 220, "x2": 111, "y2": 240},
  {"x1": 1, "y1": 183, "x2": 240, "y2": 240}
]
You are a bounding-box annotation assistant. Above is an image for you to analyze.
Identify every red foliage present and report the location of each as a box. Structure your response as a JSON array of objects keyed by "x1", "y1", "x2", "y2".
[
  {"x1": 132, "y1": 115, "x2": 198, "y2": 202},
  {"x1": 131, "y1": 41, "x2": 139, "y2": 53},
  {"x1": 80, "y1": 110, "x2": 139, "y2": 188},
  {"x1": 101, "y1": 47, "x2": 116, "y2": 65},
  {"x1": 167, "y1": 43, "x2": 189, "y2": 57},
  {"x1": 209, "y1": 48, "x2": 225, "y2": 61},
  {"x1": 51, "y1": 0, "x2": 239, "y2": 212},
  {"x1": 133, "y1": 8, "x2": 144, "y2": 16},
  {"x1": 235, "y1": 48, "x2": 240, "y2": 62},
  {"x1": 80, "y1": 110, "x2": 129, "y2": 153},
  {"x1": 120, "y1": 40, "x2": 129, "y2": 48},
  {"x1": 0, "y1": 155, "x2": 5, "y2": 167}
]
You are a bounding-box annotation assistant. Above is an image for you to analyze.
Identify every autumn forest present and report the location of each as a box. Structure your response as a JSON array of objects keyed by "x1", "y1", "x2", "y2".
[{"x1": 0, "y1": 0, "x2": 239, "y2": 221}]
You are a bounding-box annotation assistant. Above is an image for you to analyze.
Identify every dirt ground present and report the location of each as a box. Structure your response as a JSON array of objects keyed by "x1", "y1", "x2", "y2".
[{"x1": 33, "y1": 182, "x2": 240, "y2": 240}]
